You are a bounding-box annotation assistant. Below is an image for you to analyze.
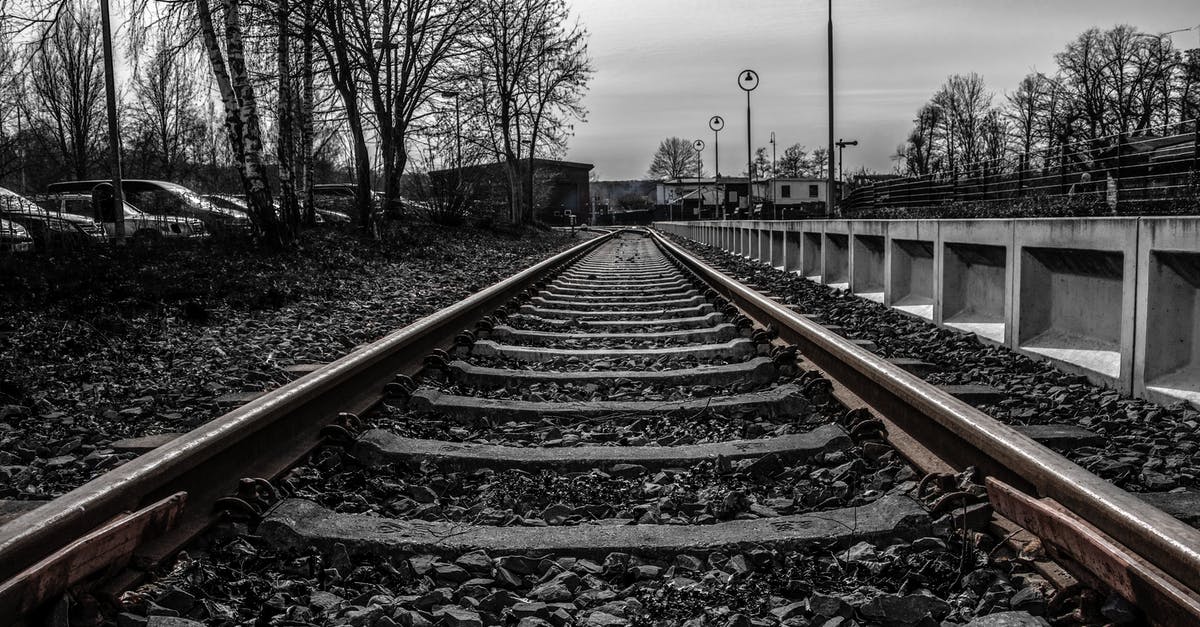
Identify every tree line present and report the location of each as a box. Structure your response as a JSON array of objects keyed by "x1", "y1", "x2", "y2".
[
  {"x1": 647, "y1": 136, "x2": 830, "y2": 182},
  {"x1": 0, "y1": 0, "x2": 593, "y2": 246},
  {"x1": 895, "y1": 24, "x2": 1200, "y2": 179}
]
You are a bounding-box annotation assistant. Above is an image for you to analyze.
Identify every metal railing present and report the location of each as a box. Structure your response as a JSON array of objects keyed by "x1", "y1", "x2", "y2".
[{"x1": 844, "y1": 119, "x2": 1200, "y2": 218}]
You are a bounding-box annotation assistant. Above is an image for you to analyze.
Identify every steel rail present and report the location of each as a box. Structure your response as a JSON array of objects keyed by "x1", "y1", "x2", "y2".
[
  {"x1": 0, "y1": 230, "x2": 617, "y2": 585},
  {"x1": 649, "y1": 229, "x2": 1200, "y2": 600}
]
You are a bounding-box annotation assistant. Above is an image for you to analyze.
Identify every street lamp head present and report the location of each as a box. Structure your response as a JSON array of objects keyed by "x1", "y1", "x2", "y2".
[
  {"x1": 709, "y1": 115, "x2": 724, "y2": 132},
  {"x1": 693, "y1": 139, "x2": 705, "y2": 152},
  {"x1": 737, "y1": 69, "x2": 759, "y2": 92},
  {"x1": 770, "y1": 131, "x2": 775, "y2": 144}
]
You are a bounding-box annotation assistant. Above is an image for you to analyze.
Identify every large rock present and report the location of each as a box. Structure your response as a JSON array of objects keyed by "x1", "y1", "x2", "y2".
[{"x1": 965, "y1": 611, "x2": 1052, "y2": 627}]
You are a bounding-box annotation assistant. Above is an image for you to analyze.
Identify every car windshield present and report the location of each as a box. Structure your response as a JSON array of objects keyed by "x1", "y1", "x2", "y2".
[
  {"x1": 0, "y1": 186, "x2": 48, "y2": 214},
  {"x1": 156, "y1": 183, "x2": 211, "y2": 210}
]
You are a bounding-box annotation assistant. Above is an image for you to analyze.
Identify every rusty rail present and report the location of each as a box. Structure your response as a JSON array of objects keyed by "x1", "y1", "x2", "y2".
[
  {"x1": 0, "y1": 230, "x2": 616, "y2": 592},
  {"x1": 650, "y1": 229, "x2": 1200, "y2": 625}
]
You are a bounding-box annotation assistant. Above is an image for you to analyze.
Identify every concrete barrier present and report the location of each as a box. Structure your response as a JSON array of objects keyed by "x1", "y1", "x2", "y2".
[
  {"x1": 1135, "y1": 218, "x2": 1200, "y2": 408},
  {"x1": 851, "y1": 220, "x2": 888, "y2": 303},
  {"x1": 885, "y1": 220, "x2": 939, "y2": 321},
  {"x1": 783, "y1": 222, "x2": 805, "y2": 273},
  {"x1": 654, "y1": 218, "x2": 1200, "y2": 409},
  {"x1": 938, "y1": 220, "x2": 1014, "y2": 346},
  {"x1": 770, "y1": 226, "x2": 786, "y2": 269},
  {"x1": 801, "y1": 221, "x2": 825, "y2": 280},
  {"x1": 1012, "y1": 218, "x2": 1137, "y2": 391},
  {"x1": 824, "y1": 220, "x2": 851, "y2": 290}
]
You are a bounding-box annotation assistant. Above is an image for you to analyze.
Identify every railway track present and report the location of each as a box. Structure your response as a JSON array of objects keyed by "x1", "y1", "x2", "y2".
[{"x1": 1, "y1": 228, "x2": 1199, "y2": 626}]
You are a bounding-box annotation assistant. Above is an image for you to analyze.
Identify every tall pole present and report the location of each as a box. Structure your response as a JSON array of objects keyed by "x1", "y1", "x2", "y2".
[
  {"x1": 100, "y1": 0, "x2": 125, "y2": 241},
  {"x1": 826, "y1": 0, "x2": 835, "y2": 217},
  {"x1": 738, "y1": 70, "x2": 758, "y2": 218},
  {"x1": 693, "y1": 139, "x2": 705, "y2": 221},
  {"x1": 770, "y1": 131, "x2": 776, "y2": 219},
  {"x1": 710, "y1": 115, "x2": 724, "y2": 219},
  {"x1": 836, "y1": 138, "x2": 858, "y2": 202}
]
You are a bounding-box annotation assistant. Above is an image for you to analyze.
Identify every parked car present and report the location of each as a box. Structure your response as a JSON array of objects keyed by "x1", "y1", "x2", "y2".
[
  {"x1": 46, "y1": 180, "x2": 252, "y2": 231},
  {"x1": 205, "y1": 193, "x2": 352, "y2": 225},
  {"x1": 0, "y1": 185, "x2": 105, "y2": 249},
  {"x1": 43, "y1": 192, "x2": 207, "y2": 241},
  {"x1": 0, "y1": 218, "x2": 33, "y2": 252}
]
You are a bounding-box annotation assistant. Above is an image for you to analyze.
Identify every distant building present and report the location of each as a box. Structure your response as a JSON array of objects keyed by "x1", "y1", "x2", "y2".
[
  {"x1": 765, "y1": 177, "x2": 835, "y2": 215},
  {"x1": 655, "y1": 177, "x2": 765, "y2": 220},
  {"x1": 655, "y1": 176, "x2": 835, "y2": 219},
  {"x1": 431, "y1": 158, "x2": 593, "y2": 224}
]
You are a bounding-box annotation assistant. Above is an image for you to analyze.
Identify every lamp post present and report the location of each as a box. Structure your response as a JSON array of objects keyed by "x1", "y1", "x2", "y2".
[
  {"x1": 709, "y1": 115, "x2": 724, "y2": 219},
  {"x1": 693, "y1": 139, "x2": 705, "y2": 221},
  {"x1": 769, "y1": 131, "x2": 776, "y2": 219},
  {"x1": 738, "y1": 70, "x2": 758, "y2": 218},
  {"x1": 835, "y1": 139, "x2": 858, "y2": 200},
  {"x1": 826, "y1": 0, "x2": 835, "y2": 217}
]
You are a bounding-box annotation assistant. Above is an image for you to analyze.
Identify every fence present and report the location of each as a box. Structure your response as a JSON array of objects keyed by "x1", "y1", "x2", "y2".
[{"x1": 843, "y1": 119, "x2": 1200, "y2": 218}]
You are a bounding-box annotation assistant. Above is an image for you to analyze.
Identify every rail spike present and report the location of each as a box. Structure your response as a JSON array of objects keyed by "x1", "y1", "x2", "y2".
[
  {"x1": 320, "y1": 411, "x2": 362, "y2": 444},
  {"x1": 385, "y1": 374, "x2": 417, "y2": 400}
]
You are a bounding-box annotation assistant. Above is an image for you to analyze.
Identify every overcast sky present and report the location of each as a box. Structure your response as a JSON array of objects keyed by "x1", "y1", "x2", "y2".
[{"x1": 563, "y1": 0, "x2": 1200, "y2": 181}]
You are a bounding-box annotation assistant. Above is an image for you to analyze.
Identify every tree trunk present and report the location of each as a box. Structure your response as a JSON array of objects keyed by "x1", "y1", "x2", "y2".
[
  {"x1": 300, "y1": 0, "x2": 315, "y2": 226},
  {"x1": 276, "y1": 0, "x2": 298, "y2": 236},
  {"x1": 319, "y1": 11, "x2": 373, "y2": 231},
  {"x1": 223, "y1": 0, "x2": 280, "y2": 245}
]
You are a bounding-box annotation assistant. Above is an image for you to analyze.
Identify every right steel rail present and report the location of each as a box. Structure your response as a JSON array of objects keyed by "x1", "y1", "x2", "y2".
[{"x1": 652, "y1": 229, "x2": 1200, "y2": 620}]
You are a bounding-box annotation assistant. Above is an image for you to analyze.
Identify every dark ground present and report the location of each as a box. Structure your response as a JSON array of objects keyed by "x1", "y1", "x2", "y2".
[{"x1": 0, "y1": 224, "x2": 578, "y2": 499}]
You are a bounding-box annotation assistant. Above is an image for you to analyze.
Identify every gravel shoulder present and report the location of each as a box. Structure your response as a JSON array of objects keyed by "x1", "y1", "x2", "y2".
[{"x1": 0, "y1": 225, "x2": 577, "y2": 499}]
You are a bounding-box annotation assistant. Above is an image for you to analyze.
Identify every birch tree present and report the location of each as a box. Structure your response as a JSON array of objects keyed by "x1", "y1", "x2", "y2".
[{"x1": 195, "y1": 0, "x2": 284, "y2": 245}]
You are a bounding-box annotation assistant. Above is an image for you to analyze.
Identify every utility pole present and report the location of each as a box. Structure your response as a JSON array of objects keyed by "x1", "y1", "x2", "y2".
[
  {"x1": 770, "y1": 131, "x2": 776, "y2": 219},
  {"x1": 836, "y1": 139, "x2": 858, "y2": 200},
  {"x1": 100, "y1": 0, "x2": 125, "y2": 241},
  {"x1": 694, "y1": 139, "x2": 705, "y2": 220},
  {"x1": 826, "y1": 0, "x2": 835, "y2": 217}
]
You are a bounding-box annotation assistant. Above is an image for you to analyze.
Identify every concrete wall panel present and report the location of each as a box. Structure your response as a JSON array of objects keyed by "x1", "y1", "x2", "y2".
[
  {"x1": 1013, "y1": 218, "x2": 1137, "y2": 392},
  {"x1": 823, "y1": 220, "x2": 850, "y2": 289},
  {"x1": 1136, "y1": 218, "x2": 1200, "y2": 408}
]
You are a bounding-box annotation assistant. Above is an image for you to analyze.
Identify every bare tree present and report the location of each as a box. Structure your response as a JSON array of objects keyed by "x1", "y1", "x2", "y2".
[
  {"x1": 26, "y1": 3, "x2": 106, "y2": 180},
  {"x1": 474, "y1": 0, "x2": 591, "y2": 224},
  {"x1": 647, "y1": 137, "x2": 702, "y2": 180},
  {"x1": 1006, "y1": 72, "x2": 1050, "y2": 160},
  {"x1": 195, "y1": 0, "x2": 284, "y2": 244},
  {"x1": 0, "y1": 39, "x2": 27, "y2": 185},
  {"x1": 315, "y1": 0, "x2": 473, "y2": 231},
  {"x1": 127, "y1": 34, "x2": 206, "y2": 180},
  {"x1": 775, "y1": 143, "x2": 809, "y2": 178}
]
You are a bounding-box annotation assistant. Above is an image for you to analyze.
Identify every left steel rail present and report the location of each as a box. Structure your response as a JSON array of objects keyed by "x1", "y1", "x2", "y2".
[{"x1": 0, "y1": 230, "x2": 616, "y2": 606}]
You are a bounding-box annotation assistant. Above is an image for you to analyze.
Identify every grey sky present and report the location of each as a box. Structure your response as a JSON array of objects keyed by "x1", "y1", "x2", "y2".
[{"x1": 563, "y1": 0, "x2": 1200, "y2": 180}]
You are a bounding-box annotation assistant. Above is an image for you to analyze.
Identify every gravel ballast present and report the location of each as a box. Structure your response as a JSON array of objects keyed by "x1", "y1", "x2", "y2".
[{"x1": 0, "y1": 226, "x2": 578, "y2": 499}]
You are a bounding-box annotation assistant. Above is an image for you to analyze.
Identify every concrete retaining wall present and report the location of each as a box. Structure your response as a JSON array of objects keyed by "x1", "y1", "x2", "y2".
[{"x1": 654, "y1": 218, "x2": 1200, "y2": 409}]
